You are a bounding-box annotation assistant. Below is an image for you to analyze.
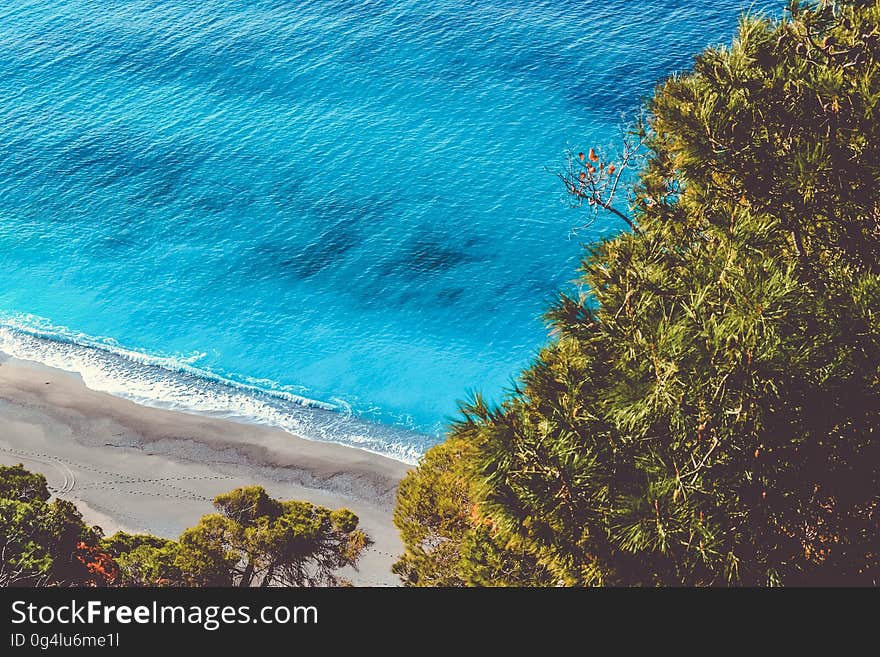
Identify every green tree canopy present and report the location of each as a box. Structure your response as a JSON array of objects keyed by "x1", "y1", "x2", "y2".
[
  {"x1": 393, "y1": 435, "x2": 552, "y2": 586},
  {"x1": 0, "y1": 464, "x2": 50, "y2": 503},
  {"x1": 104, "y1": 486, "x2": 370, "y2": 587},
  {"x1": 0, "y1": 464, "x2": 106, "y2": 586},
  {"x1": 395, "y1": 0, "x2": 880, "y2": 586},
  {"x1": 0, "y1": 465, "x2": 370, "y2": 587}
]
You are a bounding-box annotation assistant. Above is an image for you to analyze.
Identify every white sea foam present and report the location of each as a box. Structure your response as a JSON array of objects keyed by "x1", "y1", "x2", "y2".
[{"x1": 0, "y1": 315, "x2": 424, "y2": 464}]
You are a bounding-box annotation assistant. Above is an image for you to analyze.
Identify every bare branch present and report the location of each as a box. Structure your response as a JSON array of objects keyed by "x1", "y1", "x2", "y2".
[{"x1": 558, "y1": 123, "x2": 647, "y2": 236}]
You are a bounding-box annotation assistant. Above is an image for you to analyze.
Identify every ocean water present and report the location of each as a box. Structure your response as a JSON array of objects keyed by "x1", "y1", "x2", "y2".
[{"x1": 0, "y1": 0, "x2": 774, "y2": 462}]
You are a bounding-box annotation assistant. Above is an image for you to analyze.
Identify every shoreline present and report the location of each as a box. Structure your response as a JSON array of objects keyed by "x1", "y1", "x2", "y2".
[
  {"x1": 0, "y1": 323, "x2": 429, "y2": 464},
  {"x1": 0, "y1": 354, "x2": 412, "y2": 586}
]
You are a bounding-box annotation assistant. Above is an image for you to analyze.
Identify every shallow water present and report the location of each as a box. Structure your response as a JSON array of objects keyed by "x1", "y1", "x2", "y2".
[{"x1": 0, "y1": 0, "x2": 776, "y2": 461}]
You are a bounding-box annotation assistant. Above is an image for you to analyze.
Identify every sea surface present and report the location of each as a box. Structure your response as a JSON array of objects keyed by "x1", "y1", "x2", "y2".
[{"x1": 0, "y1": 0, "x2": 775, "y2": 462}]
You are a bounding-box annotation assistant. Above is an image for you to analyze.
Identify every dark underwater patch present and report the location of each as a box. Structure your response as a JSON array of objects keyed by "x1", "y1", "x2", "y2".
[
  {"x1": 251, "y1": 210, "x2": 366, "y2": 282},
  {"x1": 382, "y1": 238, "x2": 480, "y2": 277},
  {"x1": 279, "y1": 230, "x2": 361, "y2": 279},
  {"x1": 47, "y1": 127, "x2": 209, "y2": 198},
  {"x1": 435, "y1": 286, "x2": 466, "y2": 306}
]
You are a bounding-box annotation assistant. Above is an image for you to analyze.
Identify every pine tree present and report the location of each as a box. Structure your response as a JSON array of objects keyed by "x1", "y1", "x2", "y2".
[
  {"x1": 395, "y1": 0, "x2": 880, "y2": 586},
  {"x1": 392, "y1": 434, "x2": 552, "y2": 586},
  {"x1": 0, "y1": 465, "x2": 371, "y2": 587},
  {"x1": 105, "y1": 486, "x2": 370, "y2": 587},
  {"x1": 0, "y1": 464, "x2": 105, "y2": 586}
]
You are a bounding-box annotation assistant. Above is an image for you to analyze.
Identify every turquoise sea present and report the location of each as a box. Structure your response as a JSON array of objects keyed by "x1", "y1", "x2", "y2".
[{"x1": 0, "y1": 0, "x2": 774, "y2": 462}]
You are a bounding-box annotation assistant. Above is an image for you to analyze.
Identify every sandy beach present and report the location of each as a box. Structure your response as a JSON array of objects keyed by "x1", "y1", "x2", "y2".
[{"x1": 0, "y1": 354, "x2": 411, "y2": 586}]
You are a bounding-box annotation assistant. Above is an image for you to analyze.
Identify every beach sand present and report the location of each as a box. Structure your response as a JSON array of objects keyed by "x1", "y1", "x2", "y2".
[{"x1": 0, "y1": 354, "x2": 412, "y2": 586}]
